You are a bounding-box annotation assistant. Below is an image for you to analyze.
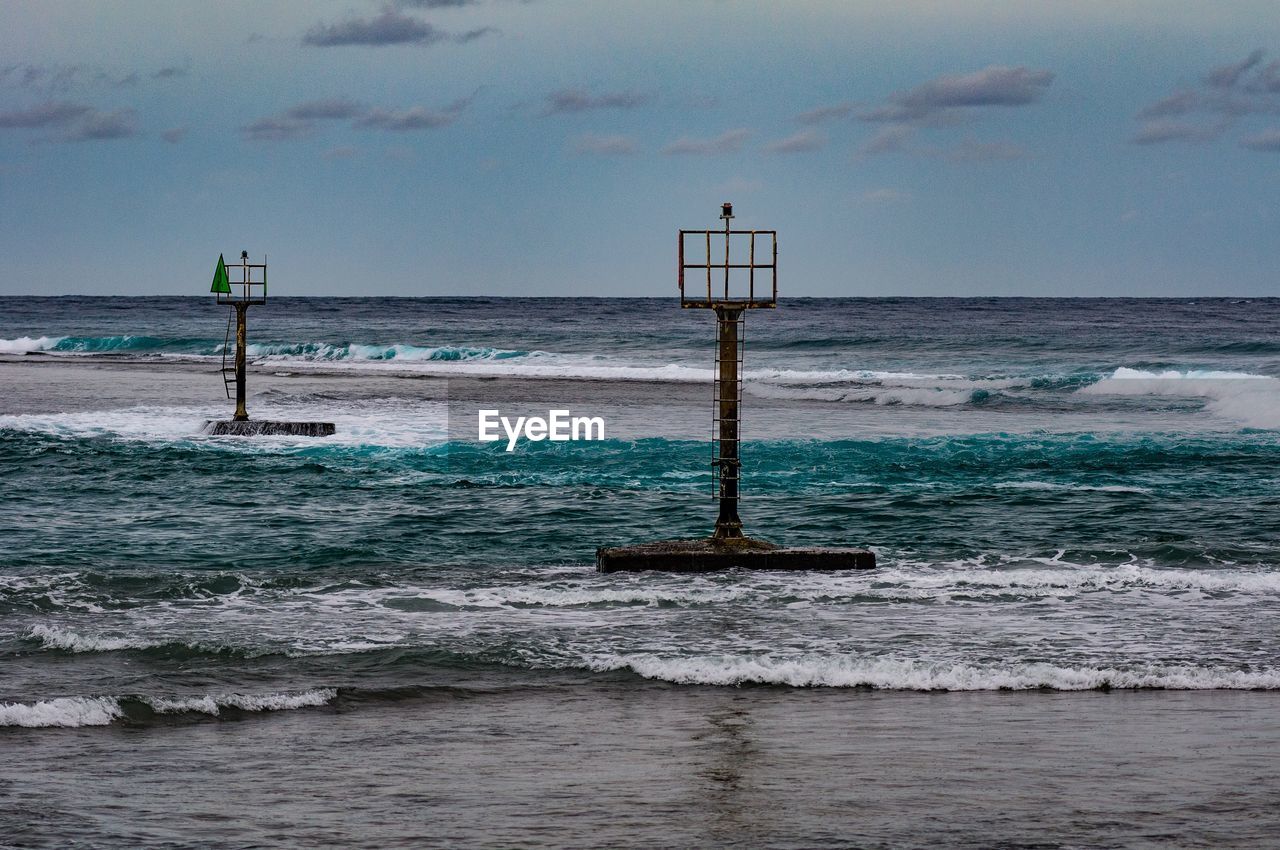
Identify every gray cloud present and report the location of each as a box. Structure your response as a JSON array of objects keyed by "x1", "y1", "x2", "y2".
[
  {"x1": 765, "y1": 129, "x2": 826, "y2": 154},
  {"x1": 152, "y1": 66, "x2": 189, "y2": 80},
  {"x1": 453, "y1": 27, "x2": 496, "y2": 44},
  {"x1": 1131, "y1": 119, "x2": 1221, "y2": 145},
  {"x1": 1207, "y1": 49, "x2": 1264, "y2": 88},
  {"x1": 1257, "y1": 62, "x2": 1280, "y2": 93},
  {"x1": 543, "y1": 88, "x2": 649, "y2": 115},
  {"x1": 796, "y1": 102, "x2": 854, "y2": 125},
  {"x1": 572, "y1": 133, "x2": 638, "y2": 156},
  {"x1": 0, "y1": 101, "x2": 91, "y2": 129},
  {"x1": 1133, "y1": 51, "x2": 1280, "y2": 146},
  {"x1": 661, "y1": 128, "x2": 750, "y2": 155},
  {"x1": 161, "y1": 127, "x2": 187, "y2": 143},
  {"x1": 242, "y1": 98, "x2": 367, "y2": 142},
  {"x1": 1139, "y1": 89, "x2": 1198, "y2": 119},
  {"x1": 242, "y1": 116, "x2": 315, "y2": 142},
  {"x1": 853, "y1": 65, "x2": 1050, "y2": 160},
  {"x1": 356, "y1": 100, "x2": 466, "y2": 130},
  {"x1": 61, "y1": 108, "x2": 139, "y2": 142},
  {"x1": 287, "y1": 98, "x2": 365, "y2": 120},
  {"x1": 3, "y1": 64, "x2": 158, "y2": 94},
  {"x1": 304, "y1": 9, "x2": 444, "y2": 47},
  {"x1": 246, "y1": 92, "x2": 472, "y2": 140},
  {"x1": 1240, "y1": 128, "x2": 1280, "y2": 151},
  {"x1": 396, "y1": 0, "x2": 476, "y2": 6},
  {"x1": 857, "y1": 124, "x2": 914, "y2": 156},
  {"x1": 867, "y1": 65, "x2": 1054, "y2": 123},
  {"x1": 0, "y1": 101, "x2": 140, "y2": 144},
  {"x1": 323, "y1": 145, "x2": 358, "y2": 159}
]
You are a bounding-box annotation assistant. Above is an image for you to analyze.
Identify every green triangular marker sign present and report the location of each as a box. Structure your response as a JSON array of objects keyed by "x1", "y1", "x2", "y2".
[{"x1": 210, "y1": 254, "x2": 230, "y2": 294}]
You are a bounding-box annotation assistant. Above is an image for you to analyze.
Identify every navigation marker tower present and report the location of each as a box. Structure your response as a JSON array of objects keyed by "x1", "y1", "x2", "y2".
[
  {"x1": 596, "y1": 205, "x2": 874, "y2": 572},
  {"x1": 205, "y1": 251, "x2": 335, "y2": 437}
]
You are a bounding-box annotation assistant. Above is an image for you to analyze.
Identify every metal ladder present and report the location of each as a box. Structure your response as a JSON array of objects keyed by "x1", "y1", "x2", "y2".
[
  {"x1": 219, "y1": 308, "x2": 236, "y2": 400},
  {"x1": 711, "y1": 311, "x2": 745, "y2": 497}
]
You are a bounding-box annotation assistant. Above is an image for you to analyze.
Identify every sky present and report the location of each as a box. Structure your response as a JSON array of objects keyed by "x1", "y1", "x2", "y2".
[{"x1": 2, "y1": 0, "x2": 1280, "y2": 297}]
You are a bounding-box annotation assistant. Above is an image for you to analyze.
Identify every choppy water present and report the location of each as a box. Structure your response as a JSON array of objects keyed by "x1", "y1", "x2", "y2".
[{"x1": 3, "y1": 296, "x2": 1280, "y2": 846}]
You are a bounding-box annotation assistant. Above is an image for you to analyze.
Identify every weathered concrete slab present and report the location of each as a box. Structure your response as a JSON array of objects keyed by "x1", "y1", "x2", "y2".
[
  {"x1": 204, "y1": 420, "x2": 336, "y2": 437},
  {"x1": 596, "y1": 538, "x2": 875, "y2": 573}
]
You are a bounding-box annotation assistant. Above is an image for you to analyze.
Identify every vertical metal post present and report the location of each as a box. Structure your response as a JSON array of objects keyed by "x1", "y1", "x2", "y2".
[
  {"x1": 713, "y1": 305, "x2": 743, "y2": 539},
  {"x1": 722, "y1": 213, "x2": 731, "y2": 299},
  {"x1": 233, "y1": 303, "x2": 249, "y2": 421}
]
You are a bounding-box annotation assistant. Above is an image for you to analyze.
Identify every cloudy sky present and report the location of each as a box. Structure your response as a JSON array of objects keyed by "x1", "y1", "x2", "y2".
[{"x1": 2, "y1": 0, "x2": 1280, "y2": 297}]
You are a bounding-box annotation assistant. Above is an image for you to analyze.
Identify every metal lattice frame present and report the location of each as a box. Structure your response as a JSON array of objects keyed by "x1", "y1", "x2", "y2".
[{"x1": 678, "y1": 228, "x2": 776, "y2": 309}]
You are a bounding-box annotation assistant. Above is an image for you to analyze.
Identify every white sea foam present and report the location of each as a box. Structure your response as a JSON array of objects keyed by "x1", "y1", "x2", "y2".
[
  {"x1": 0, "y1": 689, "x2": 336, "y2": 727},
  {"x1": 870, "y1": 561, "x2": 1280, "y2": 595},
  {"x1": 0, "y1": 406, "x2": 217, "y2": 442},
  {"x1": 993, "y1": 481, "x2": 1151, "y2": 494},
  {"x1": 27, "y1": 623, "x2": 167, "y2": 653},
  {"x1": 0, "y1": 696, "x2": 123, "y2": 727},
  {"x1": 0, "y1": 335, "x2": 64, "y2": 354},
  {"x1": 384, "y1": 583, "x2": 752, "y2": 610},
  {"x1": 143, "y1": 689, "x2": 336, "y2": 714},
  {"x1": 1082, "y1": 367, "x2": 1280, "y2": 429},
  {"x1": 243, "y1": 342, "x2": 529, "y2": 363},
  {"x1": 586, "y1": 654, "x2": 1280, "y2": 690},
  {"x1": 746, "y1": 383, "x2": 978, "y2": 406},
  {"x1": 0, "y1": 401, "x2": 449, "y2": 448}
]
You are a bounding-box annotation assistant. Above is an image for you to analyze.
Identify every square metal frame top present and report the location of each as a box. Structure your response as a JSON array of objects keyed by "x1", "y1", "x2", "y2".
[{"x1": 679, "y1": 229, "x2": 777, "y2": 309}]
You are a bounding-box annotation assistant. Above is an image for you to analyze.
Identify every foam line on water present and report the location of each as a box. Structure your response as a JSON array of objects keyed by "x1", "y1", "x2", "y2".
[
  {"x1": 1083, "y1": 367, "x2": 1280, "y2": 429},
  {"x1": 0, "y1": 403, "x2": 449, "y2": 448},
  {"x1": 585, "y1": 654, "x2": 1280, "y2": 690},
  {"x1": 0, "y1": 689, "x2": 337, "y2": 727},
  {"x1": 0, "y1": 335, "x2": 66, "y2": 354}
]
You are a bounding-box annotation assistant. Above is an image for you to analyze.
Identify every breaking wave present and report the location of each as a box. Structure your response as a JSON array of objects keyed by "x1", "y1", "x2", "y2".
[
  {"x1": 1082, "y1": 367, "x2": 1280, "y2": 429},
  {"x1": 242, "y1": 342, "x2": 530, "y2": 362},
  {"x1": 585, "y1": 655, "x2": 1280, "y2": 690},
  {"x1": 0, "y1": 689, "x2": 336, "y2": 728}
]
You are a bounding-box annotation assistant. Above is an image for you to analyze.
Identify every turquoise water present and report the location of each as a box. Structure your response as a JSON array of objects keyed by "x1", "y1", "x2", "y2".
[{"x1": 2, "y1": 295, "x2": 1280, "y2": 719}]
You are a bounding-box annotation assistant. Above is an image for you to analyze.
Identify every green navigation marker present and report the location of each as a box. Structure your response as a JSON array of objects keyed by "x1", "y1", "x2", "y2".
[{"x1": 210, "y1": 254, "x2": 231, "y2": 294}]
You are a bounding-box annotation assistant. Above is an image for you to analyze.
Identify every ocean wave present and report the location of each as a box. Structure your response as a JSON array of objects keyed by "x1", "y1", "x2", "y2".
[
  {"x1": 585, "y1": 654, "x2": 1280, "y2": 690},
  {"x1": 0, "y1": 335, "x2": 65, "y2": 354},
  {"x1": 0, "y1": 689, "x2": 336, "y2": 728},
  {"x1": 1083, "y1": 367, "x2": 1280, "y2": 429},
  {"x1": 992, "y1": 481, "x2": 1151, "y2": 494},
  {"x1": 0, "y1": 335, "x2": 203, "y2": 355},
  {"x1": 243, "y1": 342, "x2": 530, "y2": 362},
  {"x1": 742, "y1": 369, "x2": 1093, "y2": 406},
  {"x1": 746, "y1": 383, "x2": 982, "y2": 406},
  {"x1": 0, "y1": 402, "x2": 448, "y2": 448},
  {"x1": 0, "y1": 696, "x2": 123, "y2": 728},
  {"x1": 873, "y1": 561, "x2": 1280, "y2": 595},
  {"x1": 26, "y1": 623, "x2": 168, "y2": 653}
]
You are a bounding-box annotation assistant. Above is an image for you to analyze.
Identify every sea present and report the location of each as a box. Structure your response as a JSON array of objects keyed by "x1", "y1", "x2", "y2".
[{"x1": 2, "y1": 296, "x2": 1279, "y2": 848}]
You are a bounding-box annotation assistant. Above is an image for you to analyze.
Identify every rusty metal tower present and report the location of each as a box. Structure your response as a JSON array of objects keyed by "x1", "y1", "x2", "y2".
[
  {"x1": 212, "y1": 251, "x2": 265, "y2": 422},
  {"x1": 680, "y1": 202, "x2": 776, "y2": 540},
  {"x1": 595, "y1": 203, "x2": 873, "y2": 572},
  {"x1": 205, "y1": 251, "x2": 334, "y2": 437}
]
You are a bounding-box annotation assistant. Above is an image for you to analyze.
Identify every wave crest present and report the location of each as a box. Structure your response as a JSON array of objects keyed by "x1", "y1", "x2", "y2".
[
  {"x1": 586, "y1": 654, "x2": 1280, "y2": 690},
  {"x1": 0, "y1": 689, "x2": 337, "y2": 728}
]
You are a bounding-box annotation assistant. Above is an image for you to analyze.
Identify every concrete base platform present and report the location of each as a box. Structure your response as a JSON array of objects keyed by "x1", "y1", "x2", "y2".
[
  {"x1": 596, "y1": 537, "x2": 875, "y2": 573},
  {"x1": 204, "y1": 420, "x2": 336, "y2": 437}
]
